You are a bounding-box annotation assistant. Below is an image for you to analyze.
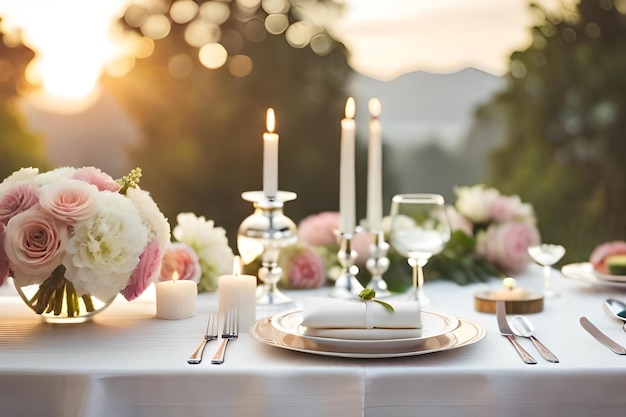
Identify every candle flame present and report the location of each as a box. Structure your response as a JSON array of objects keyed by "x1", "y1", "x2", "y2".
[
  {"x1": 233, "y1": 255, "x2": 242, "y2": 276},
  {"x1": 368, "y1": 98, "x2": 381, "y2": 118},
  {"x1": 344, "y1": 97, "x2": 355, "y2": 119},
  {"x1": 266, "y1": 108, "x2": 276, "y2": 133},
  {"x1": 503, "y1": 277, "x2": 516, "y2": 290},
  {"x1": 172, "y1": 271, "x2": 180, "y2": 282}
]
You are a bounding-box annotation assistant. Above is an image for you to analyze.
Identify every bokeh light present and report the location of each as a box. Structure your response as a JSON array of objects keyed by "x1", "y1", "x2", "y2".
[
  {"x1": 227, "y1": 54, "x2": 253, "y2": 77},
  {"x1": 198, "y1": 42, "x2": 228, "y2": 69},
  {"x1": 170, "y1": 0, "x2": 199, "y2": 24},
  {"x1": 141, "y1": 14, "x2": 172, "y2": 40},
  {"x1": 184, "y1": 20, "x2": 221, "y2": 47}
]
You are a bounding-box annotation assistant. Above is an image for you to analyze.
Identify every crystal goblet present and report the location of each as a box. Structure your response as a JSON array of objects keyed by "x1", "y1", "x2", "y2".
[{"x1": 527, "y1": 243, "x2": 566, "y2": 298}]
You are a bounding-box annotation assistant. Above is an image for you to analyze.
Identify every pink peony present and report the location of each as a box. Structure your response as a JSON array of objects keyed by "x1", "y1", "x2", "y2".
[
  {"x1": 72, "y1": 167, "x2": 121, "y2": 192},
  {"x1": 122, "y1": 239, "x2": 163, "y2": 301},
  {"x1": 38, "y1": 180, "x2": 99, "y2": 223},
  {"x1": 476, "y1": 220, "x2": 540, "y2": 274},
  {"x1": 4, "y1": 206, "x2": 69, "y2": 286},
  {"x1": 285, "y1": 247, "x2": 326, "y2": 289},
  {"x1": 0, "y1": 223, "x2": 9, "y2": 286},
  {"x1": 159, "y1": 243, "x2": 201, "y2": 283},
  {"x1": 0, "y1": 183, "x2": 39, "y2": 225},
  {"x1": 298, "y1": 211, "x2": 340, "y2": 247}
]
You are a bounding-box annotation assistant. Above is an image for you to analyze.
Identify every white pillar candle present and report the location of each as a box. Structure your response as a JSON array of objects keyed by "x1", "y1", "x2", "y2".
[
  {"x1": 367, "y1": 98, "x2": 382, "y2": 232},
  {"x1": 155, "y1": 273, "x2": 197, "y2": 320},
  {"x1": 339, "y1": 97, "x2": 356, "y2": 233},
  {"x1": 263, "y1": 108, "x2": 279, "y2": 198},
  {"x1": 218, "y1": 256, "x2": 257, "y2": 332}
]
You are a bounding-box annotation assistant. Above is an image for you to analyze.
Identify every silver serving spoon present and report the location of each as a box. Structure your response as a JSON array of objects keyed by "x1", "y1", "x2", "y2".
[
  {"x1": 509, "y1": 315, "x2": 559, "y2": 362},
  {"x1": 602, "y1": 298, "x2": 626, "y2": 332}
]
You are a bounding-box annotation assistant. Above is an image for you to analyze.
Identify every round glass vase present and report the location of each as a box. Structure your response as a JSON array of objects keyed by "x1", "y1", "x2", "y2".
[{"x1": 14, "y1": 272, "x2": 116, "y2": 324}]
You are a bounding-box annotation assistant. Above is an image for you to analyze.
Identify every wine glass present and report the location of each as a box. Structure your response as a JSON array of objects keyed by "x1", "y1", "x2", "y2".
[
  {"x1": 389, "y1": 194, "x2": 451, "y2": 306},
  {"x1": 527, "y1": 243, "x2": 566, "y2": 298}
]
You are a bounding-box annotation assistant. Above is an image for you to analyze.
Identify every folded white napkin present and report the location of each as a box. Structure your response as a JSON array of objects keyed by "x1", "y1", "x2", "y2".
[{"x1": 299, "y1": 297, "x2": 422, "y2": 340}]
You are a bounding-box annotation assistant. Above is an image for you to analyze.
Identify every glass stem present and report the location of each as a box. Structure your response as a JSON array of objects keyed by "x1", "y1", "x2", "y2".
[{"x1": 543, "y1": 265, "x2": 551, "y2": 291}]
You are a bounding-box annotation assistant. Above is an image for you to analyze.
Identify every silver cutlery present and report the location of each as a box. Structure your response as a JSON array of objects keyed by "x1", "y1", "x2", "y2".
[
  {"x1": 187, "y1": 312, "x2": 219, "y2": 364},
  {"x1": 580, "y1": 316, "x2": 626, "y2": 355},
  {"x1": 495, "y1": 301, "x2": 537, "y2": 364},
  {"x1": 602, "y1": 298, "x2": 626, "y2": 332},
  {"x1": 211, "y1": 308, "x2": 238, "y2": 364},
  {"x1": 509, "y1": 315, "x2": 559, "y2": 363}
]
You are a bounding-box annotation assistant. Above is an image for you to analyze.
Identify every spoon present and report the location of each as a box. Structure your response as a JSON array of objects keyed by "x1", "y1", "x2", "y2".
[
  {"x1": 602, "y1": 298, "x2": 626, "y2": 332},
  {"x1": 509, "y1": 315, "x2": 559, "y2": 362}
]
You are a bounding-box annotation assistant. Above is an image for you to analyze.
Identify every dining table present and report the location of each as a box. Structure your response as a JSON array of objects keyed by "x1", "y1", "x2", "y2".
[{"x1": 1, "y1": 263, "x2": 625, "y2": 417}]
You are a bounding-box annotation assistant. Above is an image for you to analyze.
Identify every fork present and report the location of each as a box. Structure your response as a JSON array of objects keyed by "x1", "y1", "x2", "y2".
[
  {"x1": 187, "y1": 312, "x2": 219, "y2": 364},
  {"x1": 211, "y1": 308, "x2": 238, "y2": 364}
]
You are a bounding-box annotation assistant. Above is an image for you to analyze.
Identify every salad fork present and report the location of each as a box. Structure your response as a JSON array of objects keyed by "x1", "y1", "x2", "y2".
[
  {"x1": 187, "y1": 312, "x2": 219, "y2": 364},
  {"x1": 211, "y1": 308, "x2": 238, "y2": 364}
]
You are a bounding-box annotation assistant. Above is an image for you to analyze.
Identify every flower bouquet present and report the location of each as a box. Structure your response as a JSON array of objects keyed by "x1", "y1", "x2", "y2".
[
  {"x1": 425, "y1": 184, "x2": 541, "y2": 284},
  {"x1": 0, "y1": 166, "x2": 170, "y2": 320}
]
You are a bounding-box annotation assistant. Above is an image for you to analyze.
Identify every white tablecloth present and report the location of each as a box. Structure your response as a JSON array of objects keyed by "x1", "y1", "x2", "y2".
[{"x1": 1, "y1": 265, "x2": 626, "y2": 417}]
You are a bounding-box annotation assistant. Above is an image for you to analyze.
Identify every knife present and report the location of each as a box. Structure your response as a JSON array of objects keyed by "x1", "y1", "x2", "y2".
[
  {"x1": 496, "y1": 301, "x2": 537, "y2": 364},
  {"x1": 580, "y1": 316, "x2": 626, "y2": 355}
]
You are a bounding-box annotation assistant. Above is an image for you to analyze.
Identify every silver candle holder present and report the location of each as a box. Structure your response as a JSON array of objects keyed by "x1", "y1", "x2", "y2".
[
  {"x1": 237, "y1": 191, "x2": 298, "y2": 305},
  {"x1": 330, "y1": 231, "x2": 365, "y2": 299},
  {"x1": 365, "y1": 230, "x2": 390, "y2": 297}
]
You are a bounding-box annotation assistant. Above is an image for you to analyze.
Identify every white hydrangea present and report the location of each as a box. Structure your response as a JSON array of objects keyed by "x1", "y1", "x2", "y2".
[
  {"x1": 63, "y1": 191, "x2": 149, "y2": 301},
  {"x1": 0, "y1": 167, "x2": 39, "y2": 193}
]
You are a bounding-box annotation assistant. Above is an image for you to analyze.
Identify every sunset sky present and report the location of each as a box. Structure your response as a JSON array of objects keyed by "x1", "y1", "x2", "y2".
[{"x1": 0, "y1": 0, "x2": 569, "y2": 108}]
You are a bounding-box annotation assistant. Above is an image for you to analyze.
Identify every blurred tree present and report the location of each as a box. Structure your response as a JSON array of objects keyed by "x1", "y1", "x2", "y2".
[
  {"x1": 484, "y1": 0, "x2": 626, "y2": 262},
  {"x1": 0, "y1": 23, "x2": 50, "y2": 179},
  {"x1": 104, "y1": 0, "x2": 352, "y2": 247}
]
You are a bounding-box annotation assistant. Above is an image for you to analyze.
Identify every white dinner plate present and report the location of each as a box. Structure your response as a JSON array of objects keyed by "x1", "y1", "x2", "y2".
[
  {"x1": 270, "y1": 309, "x2": 460, "y2": 350},
  {"x1": 561, "y1": 263, "x2": 626, "y2": 289},
  {"x1": 251, "y1": 315, "x2": 485, "y2": 359}
]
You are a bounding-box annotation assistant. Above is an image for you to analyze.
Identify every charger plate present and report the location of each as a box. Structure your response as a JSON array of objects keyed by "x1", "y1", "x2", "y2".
[
  {"x1": 562, "y1": 263, "x2": 626, "y2": 289},
  {"x1": 251, "y1": 315, "x2": 485, "y2": 359},
  {"x1": 271, "y1": 309, "x2": 459, "y2": 350}
]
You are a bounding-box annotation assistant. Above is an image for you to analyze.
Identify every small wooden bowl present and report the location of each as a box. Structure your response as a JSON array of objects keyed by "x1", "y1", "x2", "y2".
[{"x1": 474, "y1": 291, "x2": 544, "y2": 314}]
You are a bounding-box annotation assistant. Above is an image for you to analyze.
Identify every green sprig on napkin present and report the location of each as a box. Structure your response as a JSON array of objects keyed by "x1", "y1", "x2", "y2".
[{"x1": 359, "y1": 289, "x2": 395, "y2": 313}]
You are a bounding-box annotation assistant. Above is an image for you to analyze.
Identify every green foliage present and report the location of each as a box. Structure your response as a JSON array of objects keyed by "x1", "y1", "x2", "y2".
[
  {"x1": 0, "y1": 29, "x2": 51, "y2": 178},
  {"x1": 483, "y1": 0, "x2": 626, "y2": 263},
  {"x1": 105, "y1": 1, "x2": 352, "y2": 247}
]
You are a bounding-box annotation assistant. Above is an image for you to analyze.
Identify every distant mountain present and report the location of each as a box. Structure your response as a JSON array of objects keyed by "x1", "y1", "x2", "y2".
[{"x1": 348, "y1": 67, "x2": 505, "y2": 150}]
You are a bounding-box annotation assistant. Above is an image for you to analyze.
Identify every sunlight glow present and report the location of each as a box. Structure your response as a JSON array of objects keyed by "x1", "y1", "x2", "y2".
[{"x1": 0, "y1": 0, "x2": 134, "y2": 113}]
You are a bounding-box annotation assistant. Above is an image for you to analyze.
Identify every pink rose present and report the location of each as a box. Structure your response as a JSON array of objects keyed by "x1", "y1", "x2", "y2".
[
  {"x1": 298, "y1": 211, "x2": 340, "y2": 247},
  {"x1": 0, "y1": 183, "x2": 39, "y2": 225},
  {"x1": 285, "y1": 247, "x2": 326, "y2": 289},
  {"x1": 122, "y1": 240, "x2": 163, "y2": 301},
  {"x1": 489, "y1": 195, "x2": 520, "y2": 222},
  {"x1": 0, "y1": 224, "x2": 10, "y2": 286},
  {"x1": 159, "y1": 243, "x2": 201, "y2": 283},
  {"x1": 476, "y1": 220, "x2": 540, "y2": 274},
  {"x1": 38, "y1": 180, "x2": 98, "y2": 223},
  {"x1": 72, "y1": 167, "x2": 121, "y2": 192},
  {"x1": 352, "y1": 230, "x2": 374, "y2": 265},
  {"x1": 4, "y1": 207, "x2": 69, "y2": 286}
]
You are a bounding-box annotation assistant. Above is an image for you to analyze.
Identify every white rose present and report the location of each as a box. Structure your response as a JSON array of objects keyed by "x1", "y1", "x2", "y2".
[{"x1": 454, "y1": 184, "x2": 499, "y2": 224}]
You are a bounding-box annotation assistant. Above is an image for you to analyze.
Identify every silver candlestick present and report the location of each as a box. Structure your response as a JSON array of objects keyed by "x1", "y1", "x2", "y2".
[
  {"x1": 237, "y1": 191, "x2": 298, "y2": 305},
  {"x1": 365, "y1": 230, "x2": 390, "y2": 297},
  {"x1": 330, "y1": 231, "x2": 364, "y2": 299}
]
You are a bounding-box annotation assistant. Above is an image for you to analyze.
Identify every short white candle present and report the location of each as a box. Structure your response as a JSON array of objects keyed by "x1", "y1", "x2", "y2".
[
  {"x1": 218, "y1": 256, "x2": 257, "y2": 332},
  {"x1": 339, "y1": 97, "x2": 356, "y2": 233},
  {"x1": 263, "y1": 108, "x2": 279, "y2": 198},
  {"x1": 367, "y1": 98, "x2": 382, "y2": 232},
  {"x1": 155, "y1": 272, "x2": 197, "y2": 320}
]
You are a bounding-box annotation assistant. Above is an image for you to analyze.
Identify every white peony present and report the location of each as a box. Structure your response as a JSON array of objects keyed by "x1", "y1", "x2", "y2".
[
  {"x1": 63, "y1": 191, "x2": 149, "y2": 301},
  {"x1": 173, "y1": 212, "x2": 234, "y2": 291}
]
